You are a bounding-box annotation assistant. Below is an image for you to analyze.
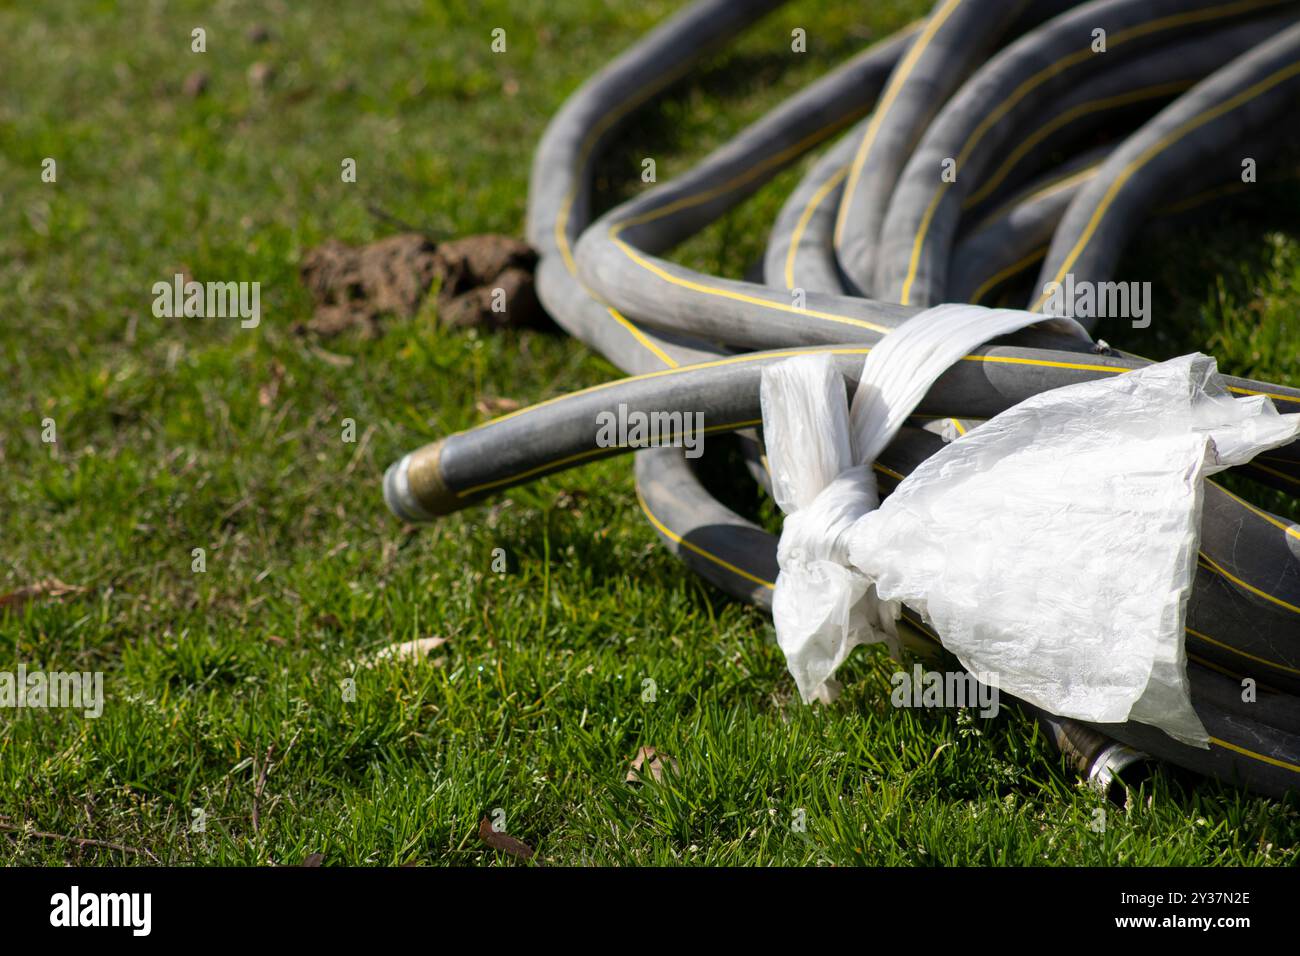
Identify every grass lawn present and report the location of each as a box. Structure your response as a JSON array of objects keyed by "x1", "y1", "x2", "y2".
[{"x1": 1, "y1": 0, "x2": 1297, "y2": 865}]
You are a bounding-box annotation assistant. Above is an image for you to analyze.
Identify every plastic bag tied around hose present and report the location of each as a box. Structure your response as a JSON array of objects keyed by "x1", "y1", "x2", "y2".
[{"x1": 760, "y1": 304, "x2": 1300, "y2": 747}]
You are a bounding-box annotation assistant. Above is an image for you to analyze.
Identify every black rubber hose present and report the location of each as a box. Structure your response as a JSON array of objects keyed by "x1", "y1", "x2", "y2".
[
  {"x1": 956, "y1": 14, "x2": 1294, "y2": 225},
  {"x1": 872, "y1": 0, "x2": 1297, "y2": 306},
  {"x1": 381, "y1": 0, "x2": 1300, "y2": 797},
  {"x1": 1033, "y1": 18, "x2": 1300, "y2": 317},
  {"x1": 764, "y1": 118, "x2": 864, "y2": 294},
  {"x1": 831, "y1": 0, "x2": 1033, "y2": 296},
  {"x1": 634, "y1": 444, "x2": 1300, "y2": 797},
  {"x1": 384, "y1": 344, "x2": 1298, "y2": 519},
  {"x1": 948, "y1": 127, "x2": 1289, "y2": 305},
  {"x1": 526, "y1": 0, "x2": 786, "y2": 375},
  {"x1": 949, "y1": 151, "x2": 1107, "y2": 304}
]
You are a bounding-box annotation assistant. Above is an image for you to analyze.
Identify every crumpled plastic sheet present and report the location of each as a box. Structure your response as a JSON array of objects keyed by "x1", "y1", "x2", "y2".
[{"x1": 760, "y1": 304, "x2": 1300, "y2": 747}]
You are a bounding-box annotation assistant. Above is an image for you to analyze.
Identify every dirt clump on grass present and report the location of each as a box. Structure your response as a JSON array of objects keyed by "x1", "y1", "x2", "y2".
[{"x1": 298, "y1": 233, "x2": 540, "y2": 337}]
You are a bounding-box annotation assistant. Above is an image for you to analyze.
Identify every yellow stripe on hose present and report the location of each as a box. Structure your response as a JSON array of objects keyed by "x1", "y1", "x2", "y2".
[
  {"x1": 1154, "y1": 160, "x2": 1300, "y2": 215},
  {"x1": 969, "y1": 246, "x2": 1048, "y2": 305},
  {"x1": 553, "y1": 54, "x2": 702, "y2": 275},
  {"x1": 1154, "y1": 179, "x2": 1251, "y2": 216},
  {"x1": 600, "y1": 113, "x2": 868, "y2": 361},
  {"x1": 1189, "y1": 652, "x2": 1284, "y2": 693},
  {"x1": 459, "y1": 418, "x2": 762, "y2": 498},
  {"x1": 958, "y1": 354, "x2": 1123, "y2": 374},
  {"x1": 608, "y1": 19, "x2": 927, "y2": 244},
  {"x1": 616, "y1": 112, "x2": 864, "y2": 233},
  {"x1": 1226, "y1": 384, "x2": 1300, "y2": 407},
  {"x1": 640, "y1": 500, "x2": 1300, "y2": 776},
  {"x1": 834, "y1": 0, "x2": 965, "y2": 249},
  {"x1": 901, "y1": 187, "x2": 952, "y2": 304},
  {"x1": 1188, "y1": 627, "x2": 1300, "y2": 677},
  {"x1": 470, "y1": 347, "x2": 875, "y2": 432},
  {"x1": 1199, "y1": 552, "x2": 1300, "y2": 616},
  {"x1": 451, "y1": 347, "x2": 1143, "y2": 448},
  {"x1": 635, "y1": 457, "x2": 907, "y2": 590},
  {"x1": 559, "y1": 24, "x2": 926, "y2": 371},
  {"x1": 456, "y1": 402, "x2": 921, "y2": 503},
  {"x1": 636, "y1": 484, "x2": 776, "y2": 590},
  {"x1": 1032, "y1": 56, "x2": 1300, "y2": 310},
  {"x1": 974, "y1": 162, "x2": 1102, "y2": 235},
  {"x1": 900, "y1": 0, "x2": 1286, "y2": 305},
  {"x1": 608, "y1": 234, "x2": 892, "y2": 334},
  {"x1": 785, "y1": 164, "x2": 849, "y2": 289},
  {"x1": 1211, "y1": 481, "x2": 1300, "y2": 543},
  {"x1": 964, "y1": 80, "x2": 1195, "y2": 210},
  {"x1": 1248, "y1": 460, "x2": 1300, "y2": 489},
  {"x1": 1210, "y1": 736, "x2": 1300, "y2": 774},
  {"x1": 450, "y1": 368, "x2": 1288, "y2": 493},
  {"x1": 608, "y1": 307, "x2": 678, "y2": 368}
]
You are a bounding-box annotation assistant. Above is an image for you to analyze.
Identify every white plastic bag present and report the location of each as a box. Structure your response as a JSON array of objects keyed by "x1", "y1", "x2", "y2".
[{"x1": 761, "y1": 305, "x2": 1300, "y2": 746}]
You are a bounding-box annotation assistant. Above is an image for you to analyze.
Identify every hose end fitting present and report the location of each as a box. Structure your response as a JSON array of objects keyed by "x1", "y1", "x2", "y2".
[
  {"x1": 383, "y1": 440, "x2": 456, "y2": 522},
  {"x1": 1037, "y1": 712, "x2": 1153, "y2": 804},
  {"x1": 1087, "y1": 741, "x2": 1152, "y2": 800}
]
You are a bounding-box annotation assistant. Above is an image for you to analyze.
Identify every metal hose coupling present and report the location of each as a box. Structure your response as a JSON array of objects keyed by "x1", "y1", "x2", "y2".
[
  {"x1": 1038, "y1": 712, "x2": 1153, "y2": 803},
  {"x1": 383, "y1": 439, "x2": 456, "y2": 522},
  {"x1": 1087, "y1": 740, "x2": 1153, "y2": 798}
]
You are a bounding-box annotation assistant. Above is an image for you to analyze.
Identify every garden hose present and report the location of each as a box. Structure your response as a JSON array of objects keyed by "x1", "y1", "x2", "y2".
[
  {"x1": 385, "y1": 0, "x2": 1300, "y2": 797},
  {"x1": 873, "y1": 0, "x2": 1298, "y2": 306}
]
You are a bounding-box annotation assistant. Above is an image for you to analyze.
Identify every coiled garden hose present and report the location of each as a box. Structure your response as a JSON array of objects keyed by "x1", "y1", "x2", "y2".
[{"x1": 385, "y1": 0, "x2": 1300, "y2": 797}]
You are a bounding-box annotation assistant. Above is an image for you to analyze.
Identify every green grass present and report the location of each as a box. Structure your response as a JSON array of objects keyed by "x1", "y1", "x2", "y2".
[{"x1": 1, "y1": 0, "x2": 1298, "y2": 866}]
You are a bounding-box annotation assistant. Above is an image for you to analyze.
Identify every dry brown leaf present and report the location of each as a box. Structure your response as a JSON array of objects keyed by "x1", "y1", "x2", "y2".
[
  {"x1": 475, "y1": 396, "x2": 521, "y2": 417},
  {"x1": 307, "y1": 344, "x2": 355, "y2": 368},
  {"x1": 370, "y1": 636, "x2": 448, "y2": 664},
  {"x1": 477, "y1": 816, "x2": 533, "y2": 860},
  {"x1": 301, "y1": 852, "x2": 323, "y2": 867},
  {"x1": 627, "y1": 746, "x2": 679, "y2": 784},
  {"x1": 258, "y1": 359, "x2": 286, "y2": 407},
  {"x1": 0, "y1": 578, "x2": 87, "y2": 610}
]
